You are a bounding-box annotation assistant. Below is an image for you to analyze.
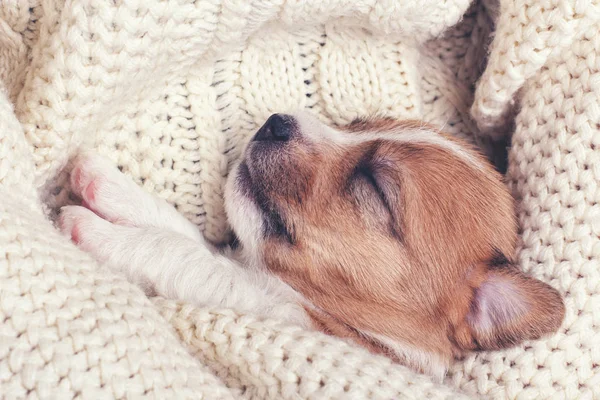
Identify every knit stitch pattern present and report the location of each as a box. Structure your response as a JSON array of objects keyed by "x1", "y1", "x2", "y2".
[
  {"x1": 451, "y1": 1, "x2": 600, "y2": 398},
  {"x1": 0, "y1": 0, "x2": 597, "y2": 398}
]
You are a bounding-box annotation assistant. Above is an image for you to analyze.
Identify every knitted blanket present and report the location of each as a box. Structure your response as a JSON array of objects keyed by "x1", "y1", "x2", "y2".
[{"x1": 0, "y1": 0, "x2": 598, "y2": 398}]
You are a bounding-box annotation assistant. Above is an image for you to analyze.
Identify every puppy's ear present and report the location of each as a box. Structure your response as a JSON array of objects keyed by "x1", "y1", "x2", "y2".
[{"x1": 467, "y1": 266, "x2": 565, "y2": 350}]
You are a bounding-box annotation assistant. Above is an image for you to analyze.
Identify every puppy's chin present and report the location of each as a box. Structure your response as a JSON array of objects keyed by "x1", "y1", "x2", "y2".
[{"x1": 224, "y1": 160, "x2": 265, "y2": 264}]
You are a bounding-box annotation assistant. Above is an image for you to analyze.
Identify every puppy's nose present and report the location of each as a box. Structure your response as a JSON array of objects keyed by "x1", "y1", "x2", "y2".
[{"x1": 254, "y1": 114, "x2": 295, "y2": 142}]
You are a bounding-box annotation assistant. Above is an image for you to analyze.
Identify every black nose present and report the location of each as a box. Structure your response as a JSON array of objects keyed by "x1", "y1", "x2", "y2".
[{"x1": 254, "y1": 114, "x2": 295, "y2": 142}]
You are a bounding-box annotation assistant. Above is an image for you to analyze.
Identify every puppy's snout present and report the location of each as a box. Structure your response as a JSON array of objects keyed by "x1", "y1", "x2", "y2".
[{"x1": 254, "y1": 114, "x2": 296, "y2": 142}]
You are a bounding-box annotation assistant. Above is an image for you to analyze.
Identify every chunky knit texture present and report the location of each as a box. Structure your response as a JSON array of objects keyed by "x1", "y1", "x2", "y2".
[
  {"x1": 453, "y1": 1, "x2": 600, "y2": 398},
  {"x1": 0, "y1": 0, "x2": 597, "y2": 398}
]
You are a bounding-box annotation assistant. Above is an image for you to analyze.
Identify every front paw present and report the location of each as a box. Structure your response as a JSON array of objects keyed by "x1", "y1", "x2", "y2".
[
  {"x1": 70, "y1": 152, "x2": 139, "y2": 225},
  {"x1": 58, "y1": 205, "x2": 114, "y2": 263},
  {"x1": 58, "y1": 205, "x2": 160, "y2": 297}
]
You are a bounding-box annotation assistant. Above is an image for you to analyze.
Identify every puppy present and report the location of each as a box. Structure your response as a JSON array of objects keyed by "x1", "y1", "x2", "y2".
[{"x1": 58, "y1": 113, "x2": 565, "y2": 378}]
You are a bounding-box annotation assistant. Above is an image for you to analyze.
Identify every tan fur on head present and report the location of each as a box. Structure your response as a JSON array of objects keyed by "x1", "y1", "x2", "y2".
[{"x1": 229, "y1": 113, "x2": 565, "y2": 377}]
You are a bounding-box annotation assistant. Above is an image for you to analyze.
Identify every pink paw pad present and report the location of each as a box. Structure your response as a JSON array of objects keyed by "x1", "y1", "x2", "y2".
[
  {"x1": 70, "y1": 223, "x2": 81, "y2": 244},
  {"x1": 70, "y1": 162, "x2": 102, "y2": 210},
  {"x1": 58, "y1": 211, "x2": 82, "y2": 244},
  {"x1": 84, "y1": 179, "x2": 98, "y2": 204},
  {"x1": 70, "y1": 165, "x2": 85, "y2": 192}
]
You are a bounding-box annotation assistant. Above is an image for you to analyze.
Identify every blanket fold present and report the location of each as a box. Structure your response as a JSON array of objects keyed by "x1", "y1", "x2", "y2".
[{"x1": 1, "y1": 0, "x2": 598, "y2": 398}]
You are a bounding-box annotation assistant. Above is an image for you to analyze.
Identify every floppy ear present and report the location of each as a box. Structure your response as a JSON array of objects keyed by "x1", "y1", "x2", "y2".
[{"x1": 467, "y1": 268, "x2": 565, "y2": 350}]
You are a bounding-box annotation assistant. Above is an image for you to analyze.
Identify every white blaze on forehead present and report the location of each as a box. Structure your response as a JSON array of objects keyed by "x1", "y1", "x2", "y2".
[
  {"x1": 291, "y1": 112, "x2": 484, "y2": 170},
  {"x1": 368, "y1": 130, "x2": 484, "y2": 170}
]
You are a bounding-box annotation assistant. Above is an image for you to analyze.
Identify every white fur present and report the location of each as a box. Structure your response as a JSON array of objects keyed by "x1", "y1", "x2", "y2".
[
  {"x1": 223, "y1": 160, "x2": 268, "y2": 270},
  {"x1": 59, "y1": 153, "x2": 308, "y2": 326},
  {"x1": 69, "y1": 152, "x2": 207, "y2": 243},
  {"x1": 292, "y1": 112, "x2": 484, "y2": 169}
]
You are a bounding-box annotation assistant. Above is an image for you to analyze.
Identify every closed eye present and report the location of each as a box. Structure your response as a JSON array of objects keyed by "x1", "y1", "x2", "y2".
[
  {"x1": 350, "y1": 166, "x2": 392, "y2": 216},
  {"x1": 356, "y1": 166, "x2": 385, "y2": 199},
  {"x1": 349, "y1": 165, "x2": 403, "y2": 241}
]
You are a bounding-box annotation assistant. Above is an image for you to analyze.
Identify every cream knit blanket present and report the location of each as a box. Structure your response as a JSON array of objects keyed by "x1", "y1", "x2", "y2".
[{"x1": 0, "y1": 0, "x2": 598, "y2": 398}]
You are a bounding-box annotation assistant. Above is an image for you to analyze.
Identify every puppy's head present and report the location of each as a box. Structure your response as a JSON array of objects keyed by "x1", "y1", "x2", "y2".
[{"x1": 225, "y1": 113, "x2": 565, "y2": 377}]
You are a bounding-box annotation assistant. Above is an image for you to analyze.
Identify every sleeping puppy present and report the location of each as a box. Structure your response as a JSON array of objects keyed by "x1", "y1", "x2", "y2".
[{"x1": 58, "y1": 113, "x2": 565, "y2": 378}]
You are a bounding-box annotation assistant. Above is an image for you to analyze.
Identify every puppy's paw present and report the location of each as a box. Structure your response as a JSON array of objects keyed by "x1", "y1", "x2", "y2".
[
  {"x1": 58, "y1": 205, "x2": 114, "y2": 263},
  {"x1": 71, "y1": 152, "x2": 114, "y2": 199},
  {"x1": 58, "y1": 205, "x2": 159, "y2": 294},
  {"x1": 70, "y1": 153, "x2": 142, "y2": 226},
  {"x1": 68, "y1": 152, "x2": 203, "y2": 244}
]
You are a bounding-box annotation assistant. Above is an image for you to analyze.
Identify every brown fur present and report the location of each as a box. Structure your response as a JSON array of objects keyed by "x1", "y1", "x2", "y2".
[{"x1": 247, "y1": 117, "x2": 564, "y2": 371}]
